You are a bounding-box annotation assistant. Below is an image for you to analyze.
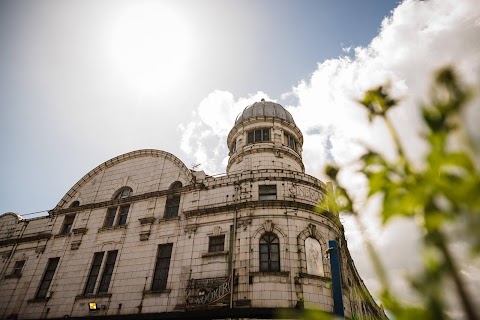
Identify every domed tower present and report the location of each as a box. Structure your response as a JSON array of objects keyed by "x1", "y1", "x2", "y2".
[{"x1": 227, "y1": 99, "x2": 304, "y2": 173}]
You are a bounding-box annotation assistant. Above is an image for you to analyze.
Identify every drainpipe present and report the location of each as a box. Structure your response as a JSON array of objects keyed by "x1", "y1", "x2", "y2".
[
  {"x1": 229, "y1": 184, "x2": 239, "y2": 309},
  {"x1": 329, "y1": 240, "x2": 344, "y2": 318}
]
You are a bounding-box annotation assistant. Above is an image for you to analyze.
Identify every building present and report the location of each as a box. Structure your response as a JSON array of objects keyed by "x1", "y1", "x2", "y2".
[{"x1": 0, "y1": 100, "x2": 386, "y2": 319}]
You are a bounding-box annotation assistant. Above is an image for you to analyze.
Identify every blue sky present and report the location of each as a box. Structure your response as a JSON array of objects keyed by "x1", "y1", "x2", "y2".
[
  {"x1": 0, "y1": 0, "x2": 398, "y2": 215},
  {"x1": 1, "y1": 0, "x2": 480, "y2": 311}
]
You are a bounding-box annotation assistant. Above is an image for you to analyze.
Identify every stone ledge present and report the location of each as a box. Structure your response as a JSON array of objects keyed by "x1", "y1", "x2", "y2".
[
  {"x1": 298, "y1": 272, "x2": 331, "y2": 281},
  {"x1": 54, "y1": 233, "x2": 71, "y2": 238},
  {"x1": 97, "y1": 225, "x2": 127, "y2": 233},
  {"x1": 249, "y1": 271, "x2": 290, "y2": 277},
  {"x1": 75, "y1": 293, "x2": 112, "y2": 301},
  {"x1": 201, "y1": 251, "x2": 229, "y2": 258},
  {"x1": 143, "y1": 289, "x2": 172, "y2": 295}
]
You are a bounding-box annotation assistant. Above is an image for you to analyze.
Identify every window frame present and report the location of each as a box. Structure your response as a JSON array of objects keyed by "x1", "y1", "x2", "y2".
[
  {"x1": 103, "y1": 187, "x2": 133, "y2": 228},
  {"x1": 36, "y1": 257, "x2": 60, "y2": 299},
  {"x1": 164, "y1": 181, "x2": 182, "y2": 219},
  {"x1": 83, "y1": 250, "x2": 118, "y2": 295},
  {"x1": 60, "y1": 214, "x2": 75, "y2": 235},
  {"x1": 151, "y1": 244, "x2": 173, "y2": 292},
  {"x1": 247, "y1": 128, "x2": 271, "y2": 144},
  {"x1": 103, "y1": 205, "x2": 131, "y2": 228},
  {"x1": 259, "y1": 233, "x2": 280, "y2": 272},
  {"x1": 12, "y1": 260, "x2": 26, "y2": 277},
  {"x1": 259, "y1": 185, "x2": 277, "y2": 200},
  {"x1": 208, "y1": 235, "x2": 225, "y2": 253},
  {"x1": 84, "y1": 252, "x2": 104, "y2": 294},
  {"x1": 97, "y1": 250, "x2": 118, "y2": 293}
]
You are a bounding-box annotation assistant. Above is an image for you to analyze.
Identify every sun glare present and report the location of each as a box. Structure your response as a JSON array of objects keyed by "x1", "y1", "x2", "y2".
[{"x1": 109, "y1": 3, "x2": 191, "y2": 94}]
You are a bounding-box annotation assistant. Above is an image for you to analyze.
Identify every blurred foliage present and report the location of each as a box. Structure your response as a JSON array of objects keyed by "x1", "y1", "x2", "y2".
[{"x1": 323, "y1": 68, "x2": 479, "y2": 320}]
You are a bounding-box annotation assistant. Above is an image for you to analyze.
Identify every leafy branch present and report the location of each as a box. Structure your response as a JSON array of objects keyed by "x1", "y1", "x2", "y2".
[{"x1": 325, "y1": 67, "x2": 479, "y2": 320}]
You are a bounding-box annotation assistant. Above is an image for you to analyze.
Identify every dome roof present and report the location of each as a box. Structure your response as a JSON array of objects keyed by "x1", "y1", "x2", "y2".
[{"x1": 234, "y1": 100, "x2": 295, "y2": 126}]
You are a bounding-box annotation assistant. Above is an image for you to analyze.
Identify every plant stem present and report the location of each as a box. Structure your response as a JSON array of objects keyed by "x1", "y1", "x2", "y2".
[{"x1": 436, "y1": 232, "x2": 478, "y2": 320}]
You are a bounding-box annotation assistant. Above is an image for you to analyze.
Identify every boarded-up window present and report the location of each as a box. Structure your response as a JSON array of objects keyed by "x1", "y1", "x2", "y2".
[{"x1": 305, "y1": 237, "x2": 324, "y2": 276}]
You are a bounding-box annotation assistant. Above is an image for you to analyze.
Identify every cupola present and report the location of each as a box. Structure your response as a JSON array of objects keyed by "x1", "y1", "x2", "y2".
[{"x1": 226, "y1": 100, "x2": 304, "y2": 173}]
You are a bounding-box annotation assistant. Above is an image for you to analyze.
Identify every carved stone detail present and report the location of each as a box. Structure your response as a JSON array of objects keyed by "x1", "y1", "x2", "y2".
[
  {"x1": 308, "y1": 224, "x2": 317, "y2": 239},
  {"x1": 71, "y1": 240, "x2": 81, "y2": 250},
  {"x1": 138, "y1": 217, "x2": 156, "y2": 225},
  {"x1": 237, "y1": 217, "x2": 252, "y2": 230},
  {"x1": 140, "y1": 231, "x2": 151, "y2": 241},
  {"x1": 72, "y1": 227, "x2": 88, "y2": 235},
  {"x1": 184, "y1": 225, "x2": 197, "y2": 238},
  {"x1": 35, "y1": 245, "x2": 46, "y2": 254},
  {"x1": 213, "y1": 226, "x2": 222, "y2": 236},
  {"x1": 263, "y1": 220, "x2": 274, "y2": 233}
]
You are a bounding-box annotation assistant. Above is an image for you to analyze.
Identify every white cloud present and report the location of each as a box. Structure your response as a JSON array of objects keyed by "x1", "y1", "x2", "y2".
[{"x1": 180, "y1": 0, "x2": 480, "y2": 309}]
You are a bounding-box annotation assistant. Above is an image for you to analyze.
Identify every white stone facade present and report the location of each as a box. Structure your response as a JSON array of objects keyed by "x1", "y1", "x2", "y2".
[{"x1": 0, "y1": 101, "x2": 386, "y2": 319}]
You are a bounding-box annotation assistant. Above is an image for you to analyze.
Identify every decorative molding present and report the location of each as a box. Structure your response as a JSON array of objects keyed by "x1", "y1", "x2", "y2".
[
  {"x1": 71, "y1": 240, "x2": 81, "y2": 250},
  {"x1": 201, "y1": 251, "x2": 228, "y2": 258},
  {"x1": 184, "y1": 225, "x2": 197, "y2": 238},
  {"x1": 213, "y1": 226, "x2": 222, "y2": 236},
  {"x1": 0, "y1": 233, "x2": 52, "y2": 248},
  {"x1": 308, "y1": 224, "x2": 317, "y2": 239},
  {"x1": 263, "y1": 220, "x2": 274, "y2": 233},
  {"x1": 35, "y1": 245, "x2": 46, "y2": 254},
  {"x1": 72, "y1": 227, "x2": 88, "y2": 235},
  {"x1": 237, "y1": 217, "x2": 252, "y2": 230},
  {"x1": 139, "y1": 217, "x2": 156, "y2": 225},
  {"x1": 140, "y1": 231, "x2": 151, "y2": 241}
]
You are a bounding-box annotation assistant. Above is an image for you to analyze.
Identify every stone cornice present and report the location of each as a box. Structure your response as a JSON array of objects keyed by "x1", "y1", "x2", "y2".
[{"x1": 0, "y1": 232, "x2": 52, "y2": 248}]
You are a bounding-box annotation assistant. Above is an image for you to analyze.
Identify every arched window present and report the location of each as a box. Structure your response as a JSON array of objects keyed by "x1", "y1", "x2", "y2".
[
  {"x1": 305, "y1": 237, "x2": 324, "y2": 276},
  {"x1": 103, "y1": 187, "x2": 133, "y2": 227},
  {"x1": 113, "y1": 187, "x2": 133, "y2": 200},
  {"x1": 259, "y1": 233, "x2": 280, "y2": 272},
  {"x1": 70, "y1": 201, "x2": 80, "y2": 208},
  {"x1": 165, "y1": 181, "x2": 182, "y2": 219}
]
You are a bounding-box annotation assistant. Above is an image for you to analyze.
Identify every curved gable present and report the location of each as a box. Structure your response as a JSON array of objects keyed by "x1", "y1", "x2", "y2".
[{"x1": 53, "y1": 149, "x2": 193, "y2": 210}]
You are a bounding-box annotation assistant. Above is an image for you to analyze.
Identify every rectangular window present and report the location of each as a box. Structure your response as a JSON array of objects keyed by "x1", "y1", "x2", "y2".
[
  {"x1": 263, "y1": 129, "x2": 270, "y2": 142},
  {"x1": 247, "y1": 131, "x2": 254, "y2": 144},
  {"x1": 104, "y1": 208, "x2": 117, "y2": 227},
  {"x1": 98, "y1": 250, "x2": 118, "y2": 293},
  {"x1": 151, "y1": 244, "x2": 173, "y2": 291},
  {"x1": 60, "y1": 214, "x2": 75, "y2": 234},
  {"x1": 36, "y1": 257, "x2": 60, "y2": 299},
  {"x1": 259, "y1": 185, "x2": 277, "y2": 200},
  {"x1": 208, "y1": 235, "x2": 225, "y2": 252},
  {"x1": 84, "y1": 252, "x2": 104, "y2": 294},
  {"x1": 12, "y1": 260, "x2": 25, "y2": 277},
  {"x1": 255, "y1": 129, "x2": 262, "y2": 142},
  {"x1": 165, "y1": 195, "x2": 180, "y2": 218},
  {"x1": 247, "y1": 128, "x2": 271, "y2": 144},
  {"x1": 117, "y1": 205, "x2": 130, "y2": 225}
]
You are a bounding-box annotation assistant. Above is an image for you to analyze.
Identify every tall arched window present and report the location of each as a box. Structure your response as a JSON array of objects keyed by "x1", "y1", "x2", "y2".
[
  {"x1": 259, "y1": 233, "x2": 280, "y2": 272},
  {"x1": 165, "y1": 181, "x2": 182, "y2": 219},
  {"x1": 305, "y1": 237, "x2": 324, "y2": 276},
  {"x1": 103, "y1": 187, "x2": 133, "y2": 227}
]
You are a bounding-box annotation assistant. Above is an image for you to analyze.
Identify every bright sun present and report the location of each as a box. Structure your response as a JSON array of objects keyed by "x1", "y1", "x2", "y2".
[{"x1": 109, "y1": 3, "x2": 191, "y2": 94}]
